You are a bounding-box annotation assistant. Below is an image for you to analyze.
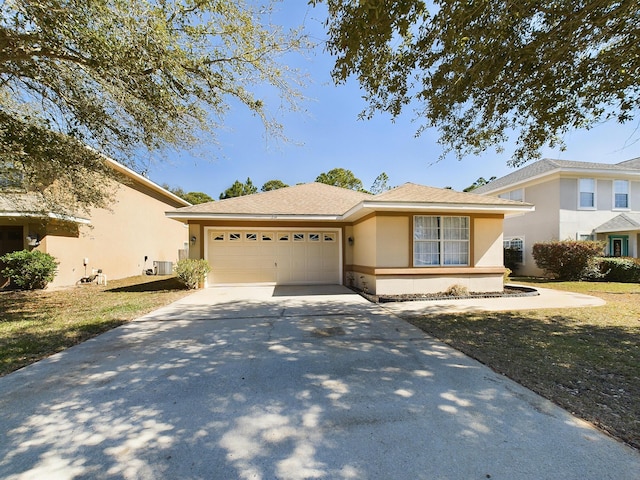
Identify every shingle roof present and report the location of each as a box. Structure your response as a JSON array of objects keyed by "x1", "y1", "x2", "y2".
[
  {"x1": 0, "y1": 193, "x2": 90, "y2": 223},
  {"x1": 473, "y1": 158, "x2": 640, "y2": 194},
  {"x1": 168, "y1": 181, "x2": 532, "y2": 221},
  {"x1": 373, "y1": 182, "x2": 527, "y2": 206},
  {"x1": 173, "y1": 182, "x2": 373, "y2": 216},
  {"x1": 593, "y1": 213, "x2": 640, "y2": 233}
]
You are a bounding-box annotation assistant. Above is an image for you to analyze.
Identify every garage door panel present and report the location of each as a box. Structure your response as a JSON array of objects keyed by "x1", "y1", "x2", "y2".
[{"x1": 207, "y1": 229, "x2": 340, "y2": 285}]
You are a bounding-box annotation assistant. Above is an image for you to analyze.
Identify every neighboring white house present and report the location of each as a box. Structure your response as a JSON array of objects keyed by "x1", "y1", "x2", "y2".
[{"x1": 473, "y1": 158, "x2": 640, "y2": 276}]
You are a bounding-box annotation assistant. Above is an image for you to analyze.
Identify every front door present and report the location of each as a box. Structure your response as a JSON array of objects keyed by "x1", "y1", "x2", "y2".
[
  {"x1": 0, "y1": 225, "x2": 24, "y2": 286},
  {"x1": 609, "y1": 235, "x2": 629, "y2": 257}
]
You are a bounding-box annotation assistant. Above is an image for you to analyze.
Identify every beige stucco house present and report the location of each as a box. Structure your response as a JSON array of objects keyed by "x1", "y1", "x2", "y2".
[
  {"x1": 0, "y1": 158, "x2": 190, "y2": 287},
  {"x1": 166, "y1": 182, "x2": 533, "y2": 295},
  {"x1": 474, "y1": 157, "x2": 640, "y2": 276}
]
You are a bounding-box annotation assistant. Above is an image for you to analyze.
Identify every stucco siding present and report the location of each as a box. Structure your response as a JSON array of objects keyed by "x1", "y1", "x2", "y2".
[
  {"x1": 502, "y1": 180, "x2": 559, "y2": 276},
  {"x1": 352, "y1": 216, "x2": 377, "y2": 267},
  {"x1": 375, "y1": 274, "x2": 504, "y2": 296},
  {"x1": 376, "y1": 215, "x2": 409, "y2": 267},
  {"x1": 45, "y1": 182, "x2": 188, "y2": 287},
  {"x1": 473, "y1": 217, "x2": 503, "y2": 267}
]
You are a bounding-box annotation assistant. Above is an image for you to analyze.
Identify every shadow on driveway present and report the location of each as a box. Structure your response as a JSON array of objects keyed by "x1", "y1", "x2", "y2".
[{"x1": 1, "y1": 286, "x2": 638, "y2": 479}]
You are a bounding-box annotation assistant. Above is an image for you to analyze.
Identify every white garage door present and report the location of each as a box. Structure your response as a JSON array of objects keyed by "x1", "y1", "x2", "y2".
[{"x1": 206, "y1": 229, "x2": 341, "y2": 285}]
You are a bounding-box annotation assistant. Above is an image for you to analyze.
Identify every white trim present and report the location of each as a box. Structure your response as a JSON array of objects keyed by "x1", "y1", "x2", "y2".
[
  {"x1": 612, "y1": 179, "x2": 630, "y2": 211},
  {"x1": 103, "y1": 157, "x2": 191, "y2": 207},
  {"x1": 0, "y1": 211, "x2": 91, "y2": 224},
  {"x1": 578, "y1": 178, "x2": 596, "y2": 210}
]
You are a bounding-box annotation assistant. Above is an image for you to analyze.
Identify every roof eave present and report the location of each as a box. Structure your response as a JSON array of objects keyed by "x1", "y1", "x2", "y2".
[
  {"x1": 0, "y1": 211, "x2": 92, "y2": 224},
  {"x1": 165, "y1": 212, "x2": 344, "y2": 222},
  {"x1": 343, "y1": 201, "x2": 535, "y2": 219}
]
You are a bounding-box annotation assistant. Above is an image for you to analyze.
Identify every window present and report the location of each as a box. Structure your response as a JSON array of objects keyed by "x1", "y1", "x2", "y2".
[
  {"x1": 309, "y1": 233, "x2": 320, "y2": 242},
  {"x1": 323, "y1": 233, "x2": 336, "y2": 242},
  {"x1": 213, "y1": 233, "x2": 225, "y2": 241},
  {"x1": 245, "y1": 233, "x2": 257, "y2": 241},
  {"x1": 293, "y1": 233, "x2": 305, "y2": 242},
  {"x1": 229, "y1": 233, "x2": 241, "y2": 241},
  {"x1": 261, "y1": 233, "x2": 274, "y2": 241},
  {"x1": 414, "y1": 216, "x2": 469, "y2": 266},
  {"x1": 579, "y1": 178, "x2": 595, "y2": 208},
  {"x1": 614, "y1": 180, "x2": 629, "y2": 209},
  {"x1": 278, "y1": 233, "x2": 289, "y2": 242},
  {"x1": 498, "y1": 189, "x2": 524, "y2": 201},
  {"x1": 503, "y1": 237, "x2": 524, "y2": 264}
]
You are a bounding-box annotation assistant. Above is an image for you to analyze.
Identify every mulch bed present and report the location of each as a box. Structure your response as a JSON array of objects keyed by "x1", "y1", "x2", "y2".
[{"x1": 355, "y1": 285, "x2": 539, "y2": 303}]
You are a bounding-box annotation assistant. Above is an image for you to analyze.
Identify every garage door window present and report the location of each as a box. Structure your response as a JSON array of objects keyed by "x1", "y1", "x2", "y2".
[
  {"x1": 278, "y1": 233, "x2": 289, "y2": 241},
  {"x1": 230, "y1": 233, "x2": 241, "y2": 241},
  {"x1": 245, "y1": 233, "x2": 257, "y2": 241},
  {"x1": 324, "y1": 233, "x2": 336, "y2": 242},
  {"x1": 213, "y1": 233, "x2": 225, "y2": 241},
  {"x1": 293, "y1": 233, "x2": 305, "y2": 241},
  {"x1": 262, "y1": 233, "x2": 274, "y2": 241},
  {"x1": 309, "y1": 233, "x2": 320, "y2": 242}
]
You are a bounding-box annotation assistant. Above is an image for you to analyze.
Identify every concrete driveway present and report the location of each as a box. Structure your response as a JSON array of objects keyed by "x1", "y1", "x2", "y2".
[{"x1": 1, "y1": 285, "x2": 638, "y2": 479}]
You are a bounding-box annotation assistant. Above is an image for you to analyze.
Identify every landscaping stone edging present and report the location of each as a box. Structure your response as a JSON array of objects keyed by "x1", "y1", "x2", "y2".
[{"x1": 353, "y1": 284, "x2": 539, "y2": 304}]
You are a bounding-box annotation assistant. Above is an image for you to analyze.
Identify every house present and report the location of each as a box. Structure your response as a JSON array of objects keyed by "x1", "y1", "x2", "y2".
[
  {"x1": 473, "y1": 158, "x2": 640, "y2": 276},
  {"x1": 165, "y1": 182, "x2": 533, "y2": 295},
  {"x1": 0, "y1": 158, "x2": 190, "y2": 288}
]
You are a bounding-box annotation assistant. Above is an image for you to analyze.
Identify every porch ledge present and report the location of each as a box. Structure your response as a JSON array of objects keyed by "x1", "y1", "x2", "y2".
[{"x1": 347, "y1": 265, "x2": 506, "y2": 276}]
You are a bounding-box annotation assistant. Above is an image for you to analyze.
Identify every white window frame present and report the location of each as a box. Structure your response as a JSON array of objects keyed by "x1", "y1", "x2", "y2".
[
  {"x1": 413, "y1": 216, "x2": 470, "y2": 267},
  {"x1": 498, "y1": 188, "x2": 524, "y2": 202},
  {"x1": 613, "y1": 180, "x2": 629, "y2": 210},
  {"x1": 578, "y1": 178, "x2": 596, "y2": 210}
]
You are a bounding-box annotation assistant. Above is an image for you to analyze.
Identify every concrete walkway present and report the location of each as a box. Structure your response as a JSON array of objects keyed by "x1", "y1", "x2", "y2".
[
  {"x1": 0, "y1": 285, "x2": 637, "y2": 480},
  {"x1": 380, "y1": 283, "x2": 606, "y2": 316}
]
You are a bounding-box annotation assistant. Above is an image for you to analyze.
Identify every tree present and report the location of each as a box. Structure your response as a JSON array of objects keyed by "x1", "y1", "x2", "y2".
[
  {"x1": 162, "y1": 184, "x2": 214, "y2": 205},
  {"x1": 1, "y1": 0, "x2": 306, "y2": 214},
  {"x1": 313, "y1": 0, "x2": 640, "y2": 165},
  {"x1": 315, "y1": 168, "x2": 363, "y2": 191},
  {"x1": 261, "y1": 179, "x2": 289, "y2": 191},
  {"x1": 182, "y1": 191, "x2": 214, "y2": 205},
  {"x1": 463, "y1": 176, "x2": 496, "y2": 192},
  {"x1": 220, "y1": 178, "x2": 257, "y2": 199},
  {"x1": 369, "y1": 172, "x2": 390, "y2": 194}
]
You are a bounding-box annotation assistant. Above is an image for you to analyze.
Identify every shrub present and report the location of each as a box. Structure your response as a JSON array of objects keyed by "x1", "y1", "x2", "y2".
[
  {"x1": 597, "y1": 257, "x2": 640, "y2": 283},
  {"x1": 503, "y1": 268, "x2": 512, "y2": 284},
  {"x1": 445, "y1": 284, "x2": 469, "y2": 297},
  {"x1": 532, "y1": 240, "x2": 605, "y2": 280},
  {"x1": 174, "y1": 259, "x2": 211, "y2": 289},
  {"x1": 0, "y1": 250, "x2": 58, "y2": 290}
]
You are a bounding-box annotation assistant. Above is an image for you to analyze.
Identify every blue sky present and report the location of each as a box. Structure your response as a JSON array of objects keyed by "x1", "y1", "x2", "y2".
[{"x1": 146, "y1": 2, "x2": 640, "y2": 198}]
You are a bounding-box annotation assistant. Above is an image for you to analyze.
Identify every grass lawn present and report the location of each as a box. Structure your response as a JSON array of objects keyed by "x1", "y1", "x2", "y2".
[
  {"x1": 404, "y1": 279, "x2": 640, "y2": 451},
  {"x1": 0, "y1": 275, "x2": 193, "y2": 377}
]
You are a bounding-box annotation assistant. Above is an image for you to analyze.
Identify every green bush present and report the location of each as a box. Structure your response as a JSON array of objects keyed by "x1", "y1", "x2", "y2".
[
  {"x1": 532, "y1": 240, "x2": 605, "y2": 280},
  {"x1": 174, "y1": 259, "x2": 211, "y2": 289},
  {"x1": 0, "y1": 250, "x2": 58, "y2": 290},
  {"x1": 596, "y1": 257, "x2": 640, "y2": 283}
]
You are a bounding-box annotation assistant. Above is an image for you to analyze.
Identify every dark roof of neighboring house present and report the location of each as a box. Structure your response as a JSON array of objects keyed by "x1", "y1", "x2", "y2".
[
  {"x1": 473, "y1": 157, "x2": 640, "y2": 195},
  {"x1": 167, "y1": 182, "x2": 533, "y2": 221}
]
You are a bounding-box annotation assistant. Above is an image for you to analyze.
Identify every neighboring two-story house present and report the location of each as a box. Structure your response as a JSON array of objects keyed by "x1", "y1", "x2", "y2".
[
  {"x1": 473, "y1": 158, "x2": 640, "y2": 276},
  {"x1": 1, "y1": 158, "x2": 190, "y2": 288}
]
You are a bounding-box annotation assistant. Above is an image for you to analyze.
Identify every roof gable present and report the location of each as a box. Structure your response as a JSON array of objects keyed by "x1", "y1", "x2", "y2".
[
  {"x1": 373, "y1": 182, "x2": 526, "y2": 206},
  {"x1": 474, "y1": 157, "x2": 640, "y2": 195},
  {"x1": 594, "y1": 213, "x2": 640, "y2": 233}
]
